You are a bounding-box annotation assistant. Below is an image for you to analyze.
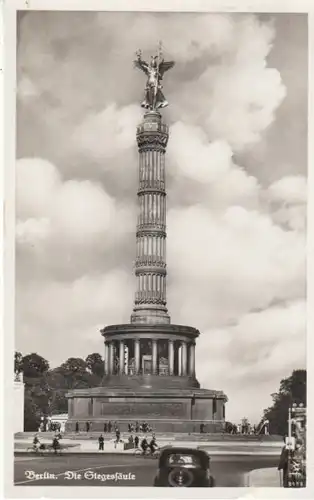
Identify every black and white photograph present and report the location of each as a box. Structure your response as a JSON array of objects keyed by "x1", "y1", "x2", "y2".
[{"x1": 3, "y1": 1, "x2": 310, "y2": 495}]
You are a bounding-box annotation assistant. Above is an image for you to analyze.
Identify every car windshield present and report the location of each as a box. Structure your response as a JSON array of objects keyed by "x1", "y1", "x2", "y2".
[{"x1": 166, "y1": 453, "x2": 202, "y2": 467}]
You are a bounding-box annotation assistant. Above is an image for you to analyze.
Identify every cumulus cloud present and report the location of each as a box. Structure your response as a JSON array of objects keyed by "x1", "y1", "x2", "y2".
[
  {"x1": 16, "y1": 270, "x2": 134, "y2": 362},
  {"x1": 167, "y1": 205, "x2": 305, "y2": 338},
  {"x1": 267, "y1": 175, "x2": 307, "y2": 231},
  {"x1": 16, "y1": 158, "x2": 136, "y2": 284},
  {"x1": 268, "y1": 175, "x2": 307, "y2": 205},
  {"x1": 15, "y1": 12, "x2": 307, "y2": 422},
  {"x1": 196, "y1": 300, "x2": 306, "y2": 421}
]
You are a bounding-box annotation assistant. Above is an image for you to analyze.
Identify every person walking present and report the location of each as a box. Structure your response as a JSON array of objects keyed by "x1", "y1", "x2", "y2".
[
  {"x1": 149, "y1": 435, "x2": 158, "y2": 455},
  {"x1": 134, "y1": 435, "x2": 139, "y2": 449},
  {"x1": 278, "y1": 437, "x2": 289, "y2": 487},
  {"x1": 32, "y1": 434, "x2": 40, "y2": 452},
  {"x1": 98, "y1": 434, "x2": 104, "y2": 451},
  {"x1": 141, "y1": 437, "x2": 148, "y2": 455},
  {"x1": 86, "y1": 421, "x2": 90, "y2": 432},
  {"x1": 104, "y1": 422, "x2": 107, "y2": 433},
  {"x1": 52, "y1": 436, "x2": 60, "y2": 455}
]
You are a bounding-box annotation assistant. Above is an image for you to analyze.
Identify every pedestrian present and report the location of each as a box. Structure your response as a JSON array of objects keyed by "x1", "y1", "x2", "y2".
[
  {"x1": 108, "y1": 421, "x2": 112, "y2": 433},
  {"x1": 278, "y1": 437, "x2": 289, "y2": 487},
  {"x1": 52, "y1": 436, "x2": 60, "y2": 455},
  {"x1": 135, "y1": 421, "x2": 139, "y2": 433},
  {"x1": 75, "y1": 421, "x2": 79, "y2": 433},
  {"x1": 141, "y1": 437, "x2": 148, "y2": 454},
  {"x1": 116, "y1": 428, "x2": 121, "y2": 442},
  {"x1": 134, "y1": 435, "x2": 139, "y2": 449},
  {"x1": 86, "y1": 421, "x2": 90, "y2": 432},
  {"x1": 149, "y1": 435, "x2": 158, "y2": 455},
  {"x1": 98, "y1": 434, "x2": 104, "y2": 451},
  {"x1": 104, "y1": 422, "x2": 107, "y2": 433},
  {"x1": 33, "y1": 434, "x2": 40, "y2": 452},
  {"x1": 200, "y1": 423, "x2": 204, "y2": 434},
  {"x1": 128, "y1": 423, "x2": 131, "y2": 433}
]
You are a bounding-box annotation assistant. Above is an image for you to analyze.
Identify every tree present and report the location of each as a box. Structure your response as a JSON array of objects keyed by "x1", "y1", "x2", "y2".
[
  {"x1": 263, "y1": 369, "x2": 306, "y2": 436},
  {"x1": 58, "y1": 357, "x2": 95, "y2": 390},
  {"x1": 16, "y1": 351, "x2": 105, "y2": 427},
  {"x1": 22, "y1": 353, "x2": 49, "y2": 378},
  {"x1": 278, "y1": 369, "x2": 306, "y2": 404},
  {"x1": 85, "y1": 353, "x2": 104, "y2": 378},
  {"x1": 60, "y1": 357, "x2": 88, "y2": 377},
  {"x1": 15, "y1": 351, "x2": 23, "y2": 374},
  {"x1": 24, "y1": 392, "x2": 41, "y2": 431}
]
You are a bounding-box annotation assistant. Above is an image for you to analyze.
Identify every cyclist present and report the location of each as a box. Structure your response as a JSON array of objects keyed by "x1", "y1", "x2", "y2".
[
  {"x1": 140, "y1": 437, "x2": 148, "y2": 455},
  {"x1": 149, "y1": 436, "x2": 158, "y2": 456},
  {"x1": 32, "y1": 434, "x2": 40, "y2": 452},
  {"x1": 52, "y1": 435, "x2": 60, "y2": 455}
]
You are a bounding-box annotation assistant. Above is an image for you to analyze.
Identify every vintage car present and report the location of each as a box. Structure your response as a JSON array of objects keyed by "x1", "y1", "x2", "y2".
[{"x1": 153, "y1": 447, "x2": 215, "y2": 487}]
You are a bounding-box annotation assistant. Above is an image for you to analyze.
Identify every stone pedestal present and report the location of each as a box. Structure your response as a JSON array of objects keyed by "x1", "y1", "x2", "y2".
[
  {"x1": 66, "y1": 385, "x2": 226, "y2": 433},
  {"x1": 66, "y1": 324, "x2": 227, "y2": 432}
]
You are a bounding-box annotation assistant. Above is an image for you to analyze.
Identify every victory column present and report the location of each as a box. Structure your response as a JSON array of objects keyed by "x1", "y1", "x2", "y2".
[{"x1": 66, "y1": 45, "x2": 227, "y2": 433}]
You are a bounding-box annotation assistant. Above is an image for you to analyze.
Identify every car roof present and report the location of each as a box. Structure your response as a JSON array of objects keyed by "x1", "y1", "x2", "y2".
[{"x1": 159, "y1": 447, "x2": 210, "y2": 464}]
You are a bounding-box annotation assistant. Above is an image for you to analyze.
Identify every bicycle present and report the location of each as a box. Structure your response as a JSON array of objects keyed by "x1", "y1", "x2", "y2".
[
  {"x1": 133, "y1": 447, "x2": 160, "y2": 459},
  {"x1": 47, "y1": 444, "x2": 63, "y2": 456},
  {"x1": 26, "y1": 445, "x2": 45, "y2": 456}
]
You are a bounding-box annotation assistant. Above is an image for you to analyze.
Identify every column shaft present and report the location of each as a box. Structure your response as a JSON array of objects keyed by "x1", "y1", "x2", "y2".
[
  {"x1": 181, "y1": 341, "x2": 187, "y2": 376},
  {"x1": 188, "y1": 343, "x2": 196, "y2": 377},
  {"x1": 109, "y1": 342, "x2": 114, "y2": 374},
  {"x1": 168, "y1": 340, "x2": 174, "y2": 376},
  {"x1": 131, "y1": 113, "x2": 170, "y2": 325},
  {"x1": 104, "y1": 342, "x2": 109, "y2": 375},
  {"x1": 119, "y1": 340, "x2": 124, "y2": 375},
  {"x1": 135, "y1": 339, "x2": 140, "y2": 374},
  {"x1": 174, "y1": 343, "x2": 179, "y2": 375},
  {"x1": 152, "y1": 339, "x2": 157, "y2": 375}
]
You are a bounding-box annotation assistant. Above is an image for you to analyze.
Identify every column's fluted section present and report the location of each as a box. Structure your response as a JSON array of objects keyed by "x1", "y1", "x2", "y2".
[{"x1": 131, "y1": 111, "x2": 170, "y2": 325}]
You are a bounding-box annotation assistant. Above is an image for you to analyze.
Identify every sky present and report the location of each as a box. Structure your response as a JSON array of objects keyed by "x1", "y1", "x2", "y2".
[{"x1": 15, "y1": 11, "x2": 307, "y2": 423}]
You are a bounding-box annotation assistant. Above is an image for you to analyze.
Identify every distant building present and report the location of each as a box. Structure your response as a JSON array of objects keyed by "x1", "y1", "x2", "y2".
[
  {"x1": 14, "y1": 372, "x2": 25, "y2": 433},
  {"x1": 50, "y1": 413, "x2": 68, "y2": 432}
]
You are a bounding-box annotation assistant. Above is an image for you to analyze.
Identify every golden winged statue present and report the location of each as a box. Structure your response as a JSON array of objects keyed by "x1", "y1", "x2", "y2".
[{"x1": 134, "y1": 43, "x2": 175, "y2": 111}]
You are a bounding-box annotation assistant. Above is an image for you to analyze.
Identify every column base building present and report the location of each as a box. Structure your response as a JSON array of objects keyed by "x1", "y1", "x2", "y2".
[
  {"x1": 66, "y1": 323, "x2": 226, "y2": 433},
  {"x1": 66, "y1": 105, "x2": 227, "y2": 433}
]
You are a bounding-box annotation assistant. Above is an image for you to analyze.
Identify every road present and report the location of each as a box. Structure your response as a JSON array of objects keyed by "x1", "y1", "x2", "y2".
[{"x1": 14, "y1": 453, "x2": 279, "y2": 487}]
